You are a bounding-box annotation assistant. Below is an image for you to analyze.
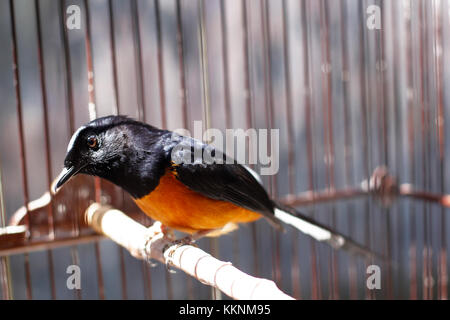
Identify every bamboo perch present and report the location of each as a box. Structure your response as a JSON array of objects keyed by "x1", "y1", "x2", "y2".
[{"x1": 84, "y1": 203, "x2": 294, "y2": 300}]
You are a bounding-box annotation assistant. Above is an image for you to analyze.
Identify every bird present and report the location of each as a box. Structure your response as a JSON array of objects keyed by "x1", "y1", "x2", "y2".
[{"x1": 54, "y1": 115, "x2": 372, "y2": 257}]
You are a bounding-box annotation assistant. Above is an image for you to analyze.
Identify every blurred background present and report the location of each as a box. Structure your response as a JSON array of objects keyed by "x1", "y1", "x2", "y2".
[{"x1": 0, "y1": 0, "x2": 449, "y2": 299}]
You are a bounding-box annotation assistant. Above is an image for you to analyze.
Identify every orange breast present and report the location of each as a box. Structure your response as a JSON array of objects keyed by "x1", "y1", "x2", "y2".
[{"x1": 134, "y1": 169, "x2": 261, "y2": 234}]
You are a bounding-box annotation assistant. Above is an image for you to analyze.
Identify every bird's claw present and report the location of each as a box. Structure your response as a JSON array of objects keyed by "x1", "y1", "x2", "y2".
[{"x1": 163, "y1": 236, "x2": 197, "y2": 273}]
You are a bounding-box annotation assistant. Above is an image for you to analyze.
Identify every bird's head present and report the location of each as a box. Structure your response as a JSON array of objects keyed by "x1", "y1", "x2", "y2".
[{"x1": 53, "y1": 115, "x2": 166, "y2": 196}]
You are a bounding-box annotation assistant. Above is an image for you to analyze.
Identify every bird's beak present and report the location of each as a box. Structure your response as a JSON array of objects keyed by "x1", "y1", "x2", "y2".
[{"x1": 52, "y1": 166, "x2": 80, "y2": 194}]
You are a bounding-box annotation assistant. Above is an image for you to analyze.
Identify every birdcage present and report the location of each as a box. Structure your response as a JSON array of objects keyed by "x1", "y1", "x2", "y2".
[{"x1": 0, "y1": 0, "x2": 449, "y2": 300}]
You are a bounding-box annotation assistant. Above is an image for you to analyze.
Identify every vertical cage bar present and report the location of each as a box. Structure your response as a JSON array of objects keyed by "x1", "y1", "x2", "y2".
[
  {"x1": 260, "y1": 0, "x2": 281, "y2": 287},
  {"x1": 198, "y1": 0, "x2": 221, "y2": 300},
  {"x1": 319, "y1": 0, "x2": 339, "y2": 299},
  {"x1": 84, "y1": 0, "x2": 106, "y2": 300},
  {"x1": 131, "y1": 0, "x2": 151, "y2": 300},
  {"x1": 155, "y1": 0, "x2": 167, "y2": 129},
  {"x1": 154, "y1": 0, "x2": 173, "y2": 299},
  {"x1": 0, "y1": 162, "x2": 12, "y2": 300},
  {"x1": 175, "y1": 0, "x2": 194, "y2": 299},
  {"x1": 416, "y1": 1, "x2": 432, "y2": 300},
  {"x1": 108, "y1": 0, "x2": 120, "y2": 115},
  {"x1": 175, "y1": 0, "x2": 189, "y2": 131},
  {"x1": 8, "y1": 0, "x2": 33, "y2": 300},
  {"x1": 261, "y1": 0, "x2": 278, "y2": 197},
  {"x1": 378, "y1": 0, "x2": 393, "y2": 299},
  {"x1": 9, "y1": 0, "x2": 31, "y2": 237},
  {"x1": 339, "y1": 0, "x2": 358, "y2": 300},
  {"x1": 404, "y1": 0, "x2": 417, "y2": 300},
  {"x1": 219, "y1": 0, "x2": 231, "y2": 129},
  {"x1": 242, "y1": 0, "x2": 261, "y2": 282},
  {"x1": 34, "y1": 0, "x2": 57, "y2": 299},
  {"x1": 301, "y1": 0, "x2": 321, "y2": 299},
  {"x1": 219, "y1": 0, "x2": 241, "y2": 288},
  {"x1": 433, "y1": 0, "x2": 447, "y2": 300},
  {"x1": 60, "y1": 0, "x2": 75, "y2": 135},
  {"x1": 281, "y1": 0, "x2": 301, "y2": 299},
  {"x1": 424, "y1": 0, "x2": 433, "y2": 300},
  {"x1": 390, "y1": 0, "x2": 403, "y2": 299},
  {"x1": 60, "y1": 0, "x2": 83, "y2": 300},
  {"x1": 243, "y1": 0, "x2": 260, "y2": 280},
  {"x1": 118, "y1": 244, "x2": 129, "y2": 299},
  {"x1": 242, "y1": 0, "x2": 252, "y2": 146},
  {"x1": 132, "y1": 0, "x2": 146, "y2": 123},
  {"x1": 282, "y1": 0, "x2": 296, "y2": 197},
  {"x1": 198, "y1": 0, "x2": 211, "y2": 137},
  {"x1": 358, "y1": 0, "x2": 373, "y2": 300}
]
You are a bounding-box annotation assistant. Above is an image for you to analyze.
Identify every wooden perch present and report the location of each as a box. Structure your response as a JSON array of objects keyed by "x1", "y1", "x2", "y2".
[{"x1": 85, "y1": 203, "x2": 294, "y2": 300}]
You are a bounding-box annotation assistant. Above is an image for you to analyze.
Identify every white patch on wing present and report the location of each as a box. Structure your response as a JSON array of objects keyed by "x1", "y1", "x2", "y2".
[
  {"x1": 243, "y1": 165, "x2": 263, "y2": 185},
  {"x1": 274, "y1": 208, "x2": 332, "y2": 241},
  {"x1": 67, "y1": 126, "x2": 86, "y2": 153}
]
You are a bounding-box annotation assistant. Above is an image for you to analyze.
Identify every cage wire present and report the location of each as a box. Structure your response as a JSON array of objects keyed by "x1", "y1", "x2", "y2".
[{"x1": 0, "y1": 0, "x2": 449, "y2": 300}]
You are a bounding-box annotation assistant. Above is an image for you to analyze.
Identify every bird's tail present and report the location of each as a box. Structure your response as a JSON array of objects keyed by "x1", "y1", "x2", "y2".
[{"x1": 272, "y1": 201, "x2": 378, "y2": 260}]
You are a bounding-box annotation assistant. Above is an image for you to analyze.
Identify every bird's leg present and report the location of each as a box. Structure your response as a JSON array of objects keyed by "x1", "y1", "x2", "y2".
[
  {"x1": 160, "y1": 224, "x2": 176, "y2": 241},
  {"x1": 170, "y1": 229, "x2": 216, "y2": 247},
  {"x1": 187, "y1": 229, "x2": 215, "y2": 242}
]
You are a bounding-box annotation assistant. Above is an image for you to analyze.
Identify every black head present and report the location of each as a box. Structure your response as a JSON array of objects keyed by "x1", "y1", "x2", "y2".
[{"x1": 53, "y1": 115, "x2": 168, "y2": 197}]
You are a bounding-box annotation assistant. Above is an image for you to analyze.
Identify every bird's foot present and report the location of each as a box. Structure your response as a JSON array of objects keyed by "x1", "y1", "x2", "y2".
[
  {"x1": 163, "y1": 229, "x2": 216, "y2": 272},
  {"x1": 160, "y1": 224, "x2": 176, "y2": 242},
  {"x1": 163, "y1": 235, "x2": 198, "y2": 273}
]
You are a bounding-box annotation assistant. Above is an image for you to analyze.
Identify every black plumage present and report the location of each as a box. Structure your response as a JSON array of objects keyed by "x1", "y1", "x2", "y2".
[{"x1": 60, "y1": 115, "x2": 280, "y2": 226}]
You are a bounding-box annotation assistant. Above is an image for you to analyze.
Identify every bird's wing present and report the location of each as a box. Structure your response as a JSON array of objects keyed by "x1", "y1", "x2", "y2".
[
  {"x1": 172, "y1": 162, "x2": 282, "y2": 229},
  {"x1": 166, "y1": 136, "x2": 281, "y2": 228}
]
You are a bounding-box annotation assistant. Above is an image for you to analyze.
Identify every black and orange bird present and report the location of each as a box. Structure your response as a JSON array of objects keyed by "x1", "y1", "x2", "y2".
[{"x1": 54, "y1": 115, "x2": 371, "y2": 256}]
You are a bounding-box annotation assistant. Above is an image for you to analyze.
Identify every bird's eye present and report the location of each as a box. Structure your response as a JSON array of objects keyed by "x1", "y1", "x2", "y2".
[{"x1": 87, "y1": 135, "x2": 98, "y2": 149}]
